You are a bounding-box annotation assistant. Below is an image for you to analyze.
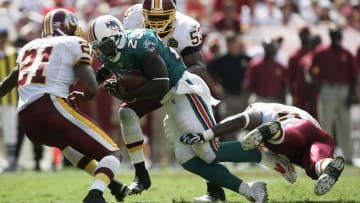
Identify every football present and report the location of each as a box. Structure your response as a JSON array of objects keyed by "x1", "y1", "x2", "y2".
[{"x1": 118, "y1": 70, "x2": 147, "y2": 91}]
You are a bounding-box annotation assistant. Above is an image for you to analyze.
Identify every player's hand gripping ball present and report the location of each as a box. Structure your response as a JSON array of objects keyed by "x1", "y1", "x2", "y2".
[{"x1": 104, "y1": 70, "x2": 147, "y2": 103}]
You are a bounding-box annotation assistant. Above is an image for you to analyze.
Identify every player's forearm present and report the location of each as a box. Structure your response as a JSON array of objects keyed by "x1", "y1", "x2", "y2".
[
  {"x1": 202, "y1": 113, "x2": 251, "y2": 141},
  {"x1": 182, "y1": 50, "x2": 207, "y2": 78},
  {"x1": 215, "y1": 113, "x2": 250, "y2": 135},
  {"x1": 0, "y1": 67, "x2": 19, "y2": 97}
]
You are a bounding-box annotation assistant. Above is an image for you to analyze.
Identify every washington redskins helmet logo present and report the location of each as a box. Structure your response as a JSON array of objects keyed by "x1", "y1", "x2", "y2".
[{"x1": 42, "y1": 8, "x2": 83, "y2": 37}]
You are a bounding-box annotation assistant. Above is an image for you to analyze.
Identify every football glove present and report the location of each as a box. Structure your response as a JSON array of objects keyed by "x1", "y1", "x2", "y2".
[
  {"x1": 96, "y1": 66, "x2": 111, "y2": 85},
  {"x1": 104, "y1": 78, "x2": 118, "y2": 96},
  {"x1": 180, "y1": 133, "x2": 205, "y2": 145}
]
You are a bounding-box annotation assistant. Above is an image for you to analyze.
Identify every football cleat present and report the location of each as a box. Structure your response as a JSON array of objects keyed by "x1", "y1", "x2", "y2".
[
  {"x1": 128, "y1": 176, "x2": 151, "y2": 195},
  {"x1": 194, "y1": 182, "x2": 226, "y2": 202},
  {"x1": 108, "y1": 180, "x2": 129, "y2": 202},
  {"x1": 245, "y1": 182, "x2": 268, "y2": 203},
  {"x1": 314, "y1": 156, "x2": 345, "y2": 196},
  {"x1": 194, "y1": 194, "x2": 225, "y2": 203},
  {"x1": 265, "y1": 151, "x2": 297, "y2": 184},
  {"x1": 240, "y1": 121, "x2": 281, "y2": 150},
  {"x1": 83, "y1": 189, "x2": 107, "y2": 203}
]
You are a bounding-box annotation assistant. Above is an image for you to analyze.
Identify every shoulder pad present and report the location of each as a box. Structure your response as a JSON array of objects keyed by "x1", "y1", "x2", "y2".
[{"x1": 173, "y1": 12, "x2": 202, "y2": 49}]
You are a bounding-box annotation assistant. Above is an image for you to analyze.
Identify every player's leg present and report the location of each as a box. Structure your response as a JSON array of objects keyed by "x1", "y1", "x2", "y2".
[
  {"x1": 183, "y1": 157, "x2": 268, "y2": 203},
  {"x1": 62, "y1": 146, "x2": 128, "y2": 202},
  {"x1": 165, "y1": 90, "x2": 265, "y2": 201},
  {"x1": 304, "y1": 140, "x2": 344, "y2": 196},
  {"x1": 19, "y1": 95, "x2": 127, "y2": 202},
  {"x1": 298, "y1": 125, "x2": 344, "y2": 196},
  {"x1": 164, "y1": 114, "x2": 227, "y2": 202},
  {"x1": 215, "y1": 141, "x2": 296, "y2": 183},
  {"x1": 117, "y1": 99, "x2": 162, "y2": 194},
  {"x1": 167, "y1": 103, "x2": 263, "y2": 200},
  {"x1": 189, "y1": 110, "x2": 295, "y2": 184}
]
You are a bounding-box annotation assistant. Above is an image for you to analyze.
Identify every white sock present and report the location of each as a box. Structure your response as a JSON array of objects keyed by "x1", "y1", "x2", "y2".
[
  {"x1": 315, "y1": 158, "x2": 332, "y2": 177},
  {"x1": 89, "y1": 179, "x2": 107, "y2": 192}
]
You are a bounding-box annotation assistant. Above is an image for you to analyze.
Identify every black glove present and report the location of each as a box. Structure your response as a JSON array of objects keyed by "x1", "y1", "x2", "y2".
[
  {"x1": 180, "y1": 133, "x2": 205, "y2": 145},
  {"x1": 96, "y1": 66, "x2": 111, "y2": 85}
]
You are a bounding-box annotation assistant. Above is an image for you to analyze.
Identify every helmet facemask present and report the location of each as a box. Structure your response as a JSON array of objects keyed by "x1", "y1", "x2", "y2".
[
  {"x1": 93, "y1": 35, "x2": 122, "y2": 62},
  {"x1": 142, "y1": 0, "x2": 176, "y2": 38}
]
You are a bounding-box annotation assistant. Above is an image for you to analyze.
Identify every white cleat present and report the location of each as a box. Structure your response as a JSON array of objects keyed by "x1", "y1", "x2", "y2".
[
  {"x1": 314, "y1": 156, "x2": 345, "y2": 196},
  {"x1": 273, "y1": 154, "x2": 297, "y2": 184},
  {"x1": 262, "y1": 150, "x2": 297, "y2": 184},
  {"x1": 246, "y1": 182, "x2": 268, "y2": 203}
]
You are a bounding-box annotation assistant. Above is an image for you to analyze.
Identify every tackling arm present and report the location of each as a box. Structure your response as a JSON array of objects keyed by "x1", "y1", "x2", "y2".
[
  {"x1": 74, "y1": 62, "x2": 98, "y2": 100},
  {"x1": 181, "y1": 46, "x2": 207, "y2": 78},
  {"x1": 0, "y1": 66, "x2": 19, "y2": 97},
  {"x1": 180, "y1": 110, "x2": 263, "y2": 145}
]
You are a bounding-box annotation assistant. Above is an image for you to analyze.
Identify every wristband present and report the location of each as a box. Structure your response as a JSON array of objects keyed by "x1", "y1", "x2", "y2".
[{"x1": 202, "y1": 129, "x2": 214, "y2": 141}]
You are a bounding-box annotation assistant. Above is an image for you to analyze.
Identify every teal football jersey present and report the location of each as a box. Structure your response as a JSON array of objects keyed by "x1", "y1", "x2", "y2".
[{"x1": 101, "y1": 29, "x2": 186, "y2": 88}]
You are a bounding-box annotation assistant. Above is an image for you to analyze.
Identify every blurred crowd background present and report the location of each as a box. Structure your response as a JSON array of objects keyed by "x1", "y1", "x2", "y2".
[{"x1": 0, "y1": 0, "x2": 360, "y2": 173}]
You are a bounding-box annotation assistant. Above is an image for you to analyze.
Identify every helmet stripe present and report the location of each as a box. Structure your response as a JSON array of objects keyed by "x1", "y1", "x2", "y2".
[
  {"x1": 44, "y1": 11, "x2": 53, "y2": 36},
  {"x1": 88, "y1": 21, "x2": 97, "y2": 41},
  {"x1": 153, "y1": 0, "x2": 161, "y2": 9}
]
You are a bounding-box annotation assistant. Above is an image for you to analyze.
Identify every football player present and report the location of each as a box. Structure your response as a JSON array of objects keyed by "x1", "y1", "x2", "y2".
[
  {"x1": 114, "y1": 0, "x2": 225, "y2": 200},
  {"x1": 181, "y1": 102, "x2": 345, "y2": 196},
  {"x1": 0, "y1": 9, "x2": 128, "y2": 203},
  {"x1": 87, "y1": 14, "x2": 300, "y2": 203}
]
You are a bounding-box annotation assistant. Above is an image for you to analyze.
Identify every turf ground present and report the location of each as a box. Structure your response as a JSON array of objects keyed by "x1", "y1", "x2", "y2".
[{"x1": 0, "y1": 164, "x2": 359, "y2": 203}]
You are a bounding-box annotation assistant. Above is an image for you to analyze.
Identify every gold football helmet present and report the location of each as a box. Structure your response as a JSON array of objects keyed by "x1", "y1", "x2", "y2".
[{"x1": 142, "y1": 0, "x2": 176, "y2": 37}]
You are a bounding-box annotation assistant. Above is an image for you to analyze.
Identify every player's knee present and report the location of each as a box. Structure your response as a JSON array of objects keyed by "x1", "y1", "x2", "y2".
[
  {"x1": 62, "y1": 146, "x2": 83, "y2": 166},
  {"x1": 98, "y1": 155, "x2": 121, "y2": 175},
  {"x1": 199, "y1": 154, "x2": 216, "y2": 164},
  {"x1": 118, "y1": 107, "x2": 144, "y2": 143},
  {"x1": 118, "y1": 107, "x2": 139, "y2": 125},
  {"x1": 192, "y1": 145, "x2": 216, "y2": 164}
]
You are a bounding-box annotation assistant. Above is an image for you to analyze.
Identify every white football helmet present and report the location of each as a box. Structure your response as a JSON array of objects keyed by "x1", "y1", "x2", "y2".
[
  {"x1": 88, "y1": 15, "x2": 126, "y2": 62},
  {"x1": 42, "y1": 8, "x2": 83, "y2": 37}
]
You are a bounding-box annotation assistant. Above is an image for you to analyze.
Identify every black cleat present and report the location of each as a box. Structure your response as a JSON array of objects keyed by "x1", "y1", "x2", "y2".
[
  {"x1": 128, "y1": 175, "x2": 151, "y2": 195},
  {"x1": 128, "y1": 162, "x2": 151, "y2": 195},
  {"x1": 83, "y1": 189, "x2": 107, "y2": 203},
  {"x1": 240, "y1": 121, "x2": 281, "y2": 150},
  {"x1": 314, "y1": 156, "x2": 345, "y2": 196},
  {"x1": 108, "y1": 180, "x2": 129, "y2": 202}
]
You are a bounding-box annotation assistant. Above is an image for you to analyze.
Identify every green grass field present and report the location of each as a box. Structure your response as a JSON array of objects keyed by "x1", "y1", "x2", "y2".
[{"x1": 0, "y1": 164, "x2": 359, "y2": 203}]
